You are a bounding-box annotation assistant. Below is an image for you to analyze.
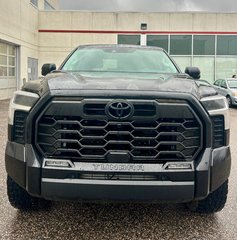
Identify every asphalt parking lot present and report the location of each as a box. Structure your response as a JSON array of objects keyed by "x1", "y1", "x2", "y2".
[{"x1": 0, "y1": 100, "x2": 237, "y2": 240}]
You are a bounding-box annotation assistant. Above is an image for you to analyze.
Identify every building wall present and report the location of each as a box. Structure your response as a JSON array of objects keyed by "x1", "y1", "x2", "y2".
[
  {"x1": 0, "y1": 0, "x2": 38, "y2": 100},
  {"x1": 2, "y1": 5, "x2": 237, "y2": 99},
  {"x1": 38, "y1": 11, "x2": 237, "y2": 79}
]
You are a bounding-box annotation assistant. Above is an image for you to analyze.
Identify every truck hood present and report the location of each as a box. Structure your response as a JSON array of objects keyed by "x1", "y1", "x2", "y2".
[{"x1": 22, "y1": 71, "x2": 217, "y2": 99}]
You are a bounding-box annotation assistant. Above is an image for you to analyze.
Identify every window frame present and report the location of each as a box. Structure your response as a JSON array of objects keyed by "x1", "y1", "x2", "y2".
[
  {"x1": 30, "y1": 0, "x2": 38, "y2": 7},
  {"x1": 0, "y1": 42, "x2": 16, "y2": 78}
]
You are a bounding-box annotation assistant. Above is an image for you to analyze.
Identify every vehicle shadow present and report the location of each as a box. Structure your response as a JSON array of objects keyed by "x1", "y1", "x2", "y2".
[{"x1": 7, "y1": 201, "x2": 223, "y2": 240}]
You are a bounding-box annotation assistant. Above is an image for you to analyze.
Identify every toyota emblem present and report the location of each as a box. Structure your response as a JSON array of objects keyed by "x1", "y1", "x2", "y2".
[{"x1": 106, "y1": 101, "x2": 134, "y2": 120}]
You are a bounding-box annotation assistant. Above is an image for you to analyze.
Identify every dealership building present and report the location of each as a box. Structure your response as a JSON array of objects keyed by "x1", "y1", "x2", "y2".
[{"x1": 1, "y1": 0, "x2": 237, "y2": 99}]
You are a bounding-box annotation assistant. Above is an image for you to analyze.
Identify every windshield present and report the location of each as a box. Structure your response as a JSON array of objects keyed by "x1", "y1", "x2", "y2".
[
  {"x1": 61, "y1": 46, "x2": 179, "y2": 74},
  {"x1": 227, "y1": 80, "x2": 237, "y2": 88}
]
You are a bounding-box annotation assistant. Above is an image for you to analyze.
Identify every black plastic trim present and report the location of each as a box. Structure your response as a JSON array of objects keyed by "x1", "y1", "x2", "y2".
[
  {"x1": 8, "y1": 125, "x2": 14, "y2": 142},
  {"x1": 41, "y1": 178, "x2": 194, "y2": 202},
  {"x1": 5, "y1": 142, "x2": 26, "y2": 188},
  {"x1": 211, "y1": 146, "x2": 231, "y2": 192}
]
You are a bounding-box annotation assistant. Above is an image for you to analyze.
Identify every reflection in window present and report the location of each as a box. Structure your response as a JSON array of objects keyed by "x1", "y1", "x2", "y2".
[
  {"x1": 0, "y1": 43, "x2": 7, "y2": 55},
  {"x1": 8, "y1": 68, "x2": 15, "y2": 77},
  {"x1": 0, "y1": 56, "x2": 7, "y2": 65},
  {"x1": 117, "y1": 35, "x2": 140, "y2": 45},
  {"x1": 193, "y1": 57, "x2": 215, "y2": 83},
  {"x1": 0, "y1": 66, "x2": 7, "y2": 76},
  {"x1": 170, "y1": 35, "x2": 192, "y2": 55},
  {"x1": 8, "y1": 57, "x2": 15, "y2": 66},
  {"x1": 8, "y1": 46, "x2": 16, "y2": 56},
  {"x1": 227, "y1": 80, "x2": 237, "y2": 88},
  {"x1": 147, "y1": 35, "x2": 168, "y2": 52},
  {"x1": 193, "y1": 35, "x2": 215, "y2": 55},
  {"x1": 217, "y1": 36, "x2": 237, "y2": 55},
  {"x1": 216, "y1": 57, "x2": 237, "y2": 79},
  {"x1": 171, "y1": 56, "x2": 191, "y2": 73}
]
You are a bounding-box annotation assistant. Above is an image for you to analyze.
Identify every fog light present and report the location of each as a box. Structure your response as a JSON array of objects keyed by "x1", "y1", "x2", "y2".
[
  {"x1": 166, "y1": 163, "x2": 192, "y2": 170},
  {"x1": 45, "y1": 160, "x2": 72, "y2": 168}
]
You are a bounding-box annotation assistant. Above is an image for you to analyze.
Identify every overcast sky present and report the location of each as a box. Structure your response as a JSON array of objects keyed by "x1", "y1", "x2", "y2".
[{"x1": 59, "y1": 0, "x2": 237, "y2": 12}]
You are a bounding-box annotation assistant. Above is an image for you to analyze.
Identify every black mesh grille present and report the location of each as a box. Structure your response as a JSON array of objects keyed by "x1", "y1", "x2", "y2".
[
  {"x1": 211, "y1": 115, "x2": 225, "y2": 148},
  {"x1": 36, "y1": 104, "x2": 202, "y2": 163},
  {"x1": 14, "y1": 111, "x2": 28, "y2": 144}
]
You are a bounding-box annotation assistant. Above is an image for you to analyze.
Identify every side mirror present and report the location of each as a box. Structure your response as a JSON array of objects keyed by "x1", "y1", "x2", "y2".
[
  {"x1": 185, "y1": 67, "x2": 201, "y2": 80},
  {"x1": 41, "y1": 63, "x2": 56, "y2": 76}
]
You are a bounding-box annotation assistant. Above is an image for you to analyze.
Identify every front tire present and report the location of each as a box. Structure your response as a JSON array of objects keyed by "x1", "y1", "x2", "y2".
[
  {"x1": 7, "y1": 175, "x2": 50, "y2": 211},
  {"x1": 187, "y1": 180, "x2": 228, "y2": 214}
]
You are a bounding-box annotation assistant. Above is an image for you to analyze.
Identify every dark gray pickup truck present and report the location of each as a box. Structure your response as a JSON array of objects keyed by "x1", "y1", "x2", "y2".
[{"x1": 5, "y1": 45, "x2": 231, "y2": 213}]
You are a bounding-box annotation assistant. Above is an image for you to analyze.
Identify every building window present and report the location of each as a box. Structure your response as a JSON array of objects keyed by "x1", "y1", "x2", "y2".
[
  {"x1": 216, "y1": 56, "x2": 237, "y2": 79},
  {"x1": 117, "y1": 34, "x2": 237, "y2": 82},
  {"x1": 147, "y1": 35, "x2": 168, "y2": 52},
  {"x1": 193, "y1": 35, "x2": 215, "y2": 55},
  {"x1": 170, "y1": 35, "x2": 192, "y2": 55},
  {"x1": 44, "y1": 0, "x2": 55, "y2": 10},
  {"x1": 117, "y1": 35, "x2": 140, "y2": 45},
  {"x1": 0, "y1": 43, "x2": 16, "y2": 77},
  {"x1": 30, "y1": 0, "x2": 38, "y2": 7},
  {"x1": 171, "y1": 56, "x2": 192, "y2": 73},
  {"x1": 193, "y1": 57, "x2": 215, "y2": 82},
  {"x1": 0, "y1": 42, "x2": 17, "y2": 99},
  {"x1": 217, "y1": 35, "x2": 237, "y2": 55}
]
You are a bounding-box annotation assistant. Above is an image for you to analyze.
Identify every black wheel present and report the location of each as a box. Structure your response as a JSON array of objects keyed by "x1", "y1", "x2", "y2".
[
  {"x1": 226, "y1": 96, "x2": 232, "y2": 107},
  {"x1": 187, "y1": 180, "x2": 228, "y2": 214},
  {"x1": 7, "y1": 175, "x2": 51, "y2": 211}
]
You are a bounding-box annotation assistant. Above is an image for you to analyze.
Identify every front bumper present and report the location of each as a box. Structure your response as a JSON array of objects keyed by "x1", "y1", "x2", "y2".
[
  {"x1": 5, "y1": 141, "x2": 231, "y2": 203},
  {"x1": 41, "y1": 178, "x2": 194, "y2": 202}
]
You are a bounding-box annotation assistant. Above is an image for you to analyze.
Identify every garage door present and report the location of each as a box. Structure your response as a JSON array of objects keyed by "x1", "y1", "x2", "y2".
[{"x1": 0, "y1": 42, "x2": 17, "y2": 100}]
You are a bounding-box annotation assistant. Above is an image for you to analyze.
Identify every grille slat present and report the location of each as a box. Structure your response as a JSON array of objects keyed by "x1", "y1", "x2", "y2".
[
  {"x1": 36, "y1": 100, "x2": 202, "y2": 163},
  {"x1": 14, "y1": 111, "x2": 28, "y2": 144},
  {"x1": 211, "y1": 115, "x2": 225, "y2": 148}
]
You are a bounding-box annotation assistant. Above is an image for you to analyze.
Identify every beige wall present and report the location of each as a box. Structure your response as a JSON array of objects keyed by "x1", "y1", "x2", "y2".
[
  {"x1": 38, "y1": 11, "x2": 237, "y2": 32},
  {"x1": 0, "y1": 0, "x2": 38, "y2": 100}
]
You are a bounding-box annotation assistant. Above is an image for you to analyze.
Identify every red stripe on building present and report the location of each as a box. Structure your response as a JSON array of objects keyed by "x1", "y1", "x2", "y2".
[{"x1": 38, "y1": 29, "x2": 237, "y2": 35}]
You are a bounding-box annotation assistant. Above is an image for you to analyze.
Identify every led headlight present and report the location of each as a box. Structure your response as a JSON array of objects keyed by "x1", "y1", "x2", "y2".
[
  {"x1": 8, "y1": 90, "x2": 39, "y2": 125},
  {"x1": 201, "y1": 95, "x2": 229, "y2": 130}
]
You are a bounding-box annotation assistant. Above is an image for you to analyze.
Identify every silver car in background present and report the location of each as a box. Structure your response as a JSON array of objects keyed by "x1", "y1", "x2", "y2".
[{"x1": 213, "y1": 78, "x2": 237, "y2": 107}]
